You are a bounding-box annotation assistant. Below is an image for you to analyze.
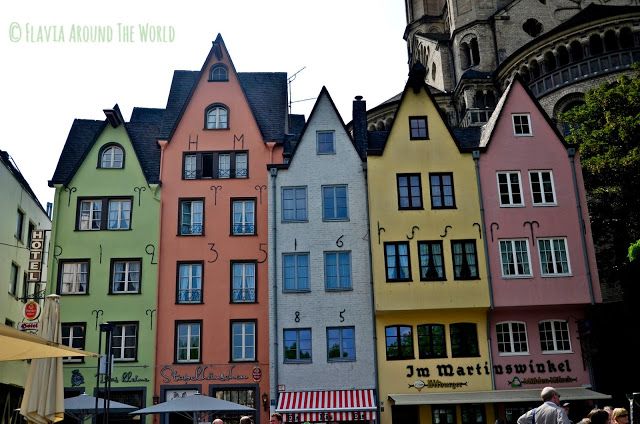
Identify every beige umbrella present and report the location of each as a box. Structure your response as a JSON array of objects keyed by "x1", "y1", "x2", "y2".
[
  {"x1": 0, "y1": 324, "x2": 95, "y2": 361},
  {"x1": 20, "y1": 294, "x2": 65, "y2": 423}
]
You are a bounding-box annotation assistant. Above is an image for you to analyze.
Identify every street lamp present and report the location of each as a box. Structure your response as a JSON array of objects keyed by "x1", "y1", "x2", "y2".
[
  {"x1": 94, "y1": 322, "x2": 114, "y2": 424},
  {"x1": 626, "y1": 393, "x2": 639, "y2": 424}
]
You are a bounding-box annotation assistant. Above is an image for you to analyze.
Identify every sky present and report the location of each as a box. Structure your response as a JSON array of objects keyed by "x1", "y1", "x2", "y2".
[{"x1": 1, "y1": 0, "x2": 409, "y2": 208}]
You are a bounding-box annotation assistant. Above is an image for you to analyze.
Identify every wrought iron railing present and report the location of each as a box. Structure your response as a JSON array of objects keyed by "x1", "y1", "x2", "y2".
[{"x1": 177, "y1": 288, "x2": 202, "y2": 303}]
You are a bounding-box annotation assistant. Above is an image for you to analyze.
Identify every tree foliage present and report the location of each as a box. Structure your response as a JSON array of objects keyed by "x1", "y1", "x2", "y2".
[{"x1": 561, "y1": 67, "x2": 640, "y2": 287}]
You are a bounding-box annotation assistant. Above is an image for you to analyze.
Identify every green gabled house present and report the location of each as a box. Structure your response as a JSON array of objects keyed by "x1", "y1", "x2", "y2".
[{"x1": 47, "y1": 105, "x2": 161, "y2": 421}]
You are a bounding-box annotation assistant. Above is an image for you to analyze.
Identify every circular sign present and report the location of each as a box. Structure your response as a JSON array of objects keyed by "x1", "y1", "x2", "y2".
[
  {"x1": 252, "y1": 366, "x2": 262, "y2": 382},
  {"x1": 23, "y1": 300, "x2": 41, "y2": 320}
]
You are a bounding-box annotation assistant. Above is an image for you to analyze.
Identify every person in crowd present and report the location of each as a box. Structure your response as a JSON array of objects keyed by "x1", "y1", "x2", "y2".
[
  {"x1": 588, "y1": 408, "x2": 610, "y2": 424},
  {"x1": 563, "y1": 403, "x2": 572, "y2": 424},
  {"x1": 611, "y1": 408, "x2": 630, "y2": 424},
  {"x1": 212, "y1": 419, "x2": 224, "y2": 424},
  {"x1": 270, "y1": 413, "x2": 283, "y2": 424},
  {"x1": 604, "y1": 406, "x2": 614, "y2": 424},
  {"x1": 517, "y1": 387, "x2": 571, "y2": 424},
  {"x1": 239, "y1": 416, "x2": 253, "y2": 424}
]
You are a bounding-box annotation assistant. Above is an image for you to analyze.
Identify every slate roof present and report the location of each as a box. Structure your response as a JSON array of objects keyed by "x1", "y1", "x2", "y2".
[
  {"x1": 460, "y1": 69, "x2": 493, "y2": 80},
  {"x1": 452, "y1": 127, "x2": 481, "y2": 149},
  {"x1": 125, "y1": 120, "x2": 162, "y2": 184},
  {"x1": 130, "y1": 107, "x2": 164, "y2": 124},
  {"x1": 160, "y1": 70, "x2": 289, "y2": 143},
  {"x1": 1, "y1": 149, "x2": 49, "y2": 215},
  {"x1": 366, "y1": 131, "x2": 390, "y2": 155},
  {"x1": 288, "y1": 114, "x2": 306, "y2": 139}
]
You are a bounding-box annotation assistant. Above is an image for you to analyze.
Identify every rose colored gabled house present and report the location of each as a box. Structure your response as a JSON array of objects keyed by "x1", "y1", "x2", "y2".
[
  {"x1": 154, "y1": 34, "x2": 287, "y2": 424},
  {"x1": 477, "y1": 76, "x2": 602, "y2": 416}
]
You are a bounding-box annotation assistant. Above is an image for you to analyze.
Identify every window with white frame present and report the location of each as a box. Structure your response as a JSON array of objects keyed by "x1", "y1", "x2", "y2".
[
  {"x1": 184, "y1": 154, "x2": 197, "y2": 179},
  {"x1": 324, "y1": 251, "x2": 351, "y2": 290},
  {"x1": 499, "y1": 239, "x2": 531, "y2": 277},
  {"x1": 538, "y1": 238, "x2": 570, "y2": 275},
  {"x1": 512, "y1": 114, "x2": 532, "y2": 136},
  {"x1": 529, "y1": 170, "x2": 556, "y2": 205},
  {"x1": 179, "y1": 199, "x2": 204, "y2": 235},
  {"x1": 538, "y1": 320, "x2": 571, "y2": 352},
  {"x1": 111, "y1": 323, "x2": 138, "y2": 361},
  {"x1": 209, "y1": 64, "x2": 228, "y2": 81},
  {"x1": 327, "y1": 326, "x2": 355, "y2": 361},
  {"x1": 232, "y1": 199, "x2": 255, "y2": 235},
  {"x1": 317, "y1": 131, "x2": 335, "y2": 154},
  {"x1": 231, "y1": 321, "x2": 255, "y2": 361},
  {"x1": 78, "y1": 198, "x2": 132, "y2": 231},
  {"x1": 177, "y1": 262, "x2": 202, "y2": 303},
  {"x1": 232, "y1": 262, "x2": 256, "y2": 303},
  {"x1": 59, "y1": 261, "x2": 88, "y2": 294},
  {"x1": 100, "y1": 145, "x2": 124, "y2": 169},
  {"x1": 108, "y1": 199, "x2": 132, "y2": 229},
  {"x1": 111, "y1": 260, "x2": 141, "y2": 294},
  {"x1": 206, "y1": 105, "x2": 228, "y2": 129},
  {"x1": 78, "y1": 199, "x2": 102, "y2": 230},
  {"x1": 322, "y1": 185, "x2": 348, "y2": 220},
  {"x1": 61, "y1": 323, "x2": 86, "y2": 362},
  {"x1": 496, "y1": 321, "x2": 529, "y2": 354},
  {"x1": 176, "y1": 321, "x2": 201, "y2": 363},
  {"x1": 497, "y1": 172, "x2": 523, "y2": 207},
  {"x1": 282, "y1": 187, "x2": 307, "y2": 222},
  {"x1": 283, "y1": 253, "x2": 309, "y2": 291}
]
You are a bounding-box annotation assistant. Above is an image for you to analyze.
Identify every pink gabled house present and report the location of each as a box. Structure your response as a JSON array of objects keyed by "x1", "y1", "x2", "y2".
[{"x1": 477, "y1": 76, "x2": 604, "y2": 422}]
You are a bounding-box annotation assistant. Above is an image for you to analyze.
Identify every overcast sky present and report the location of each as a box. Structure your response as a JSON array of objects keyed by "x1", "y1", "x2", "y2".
[{"x1": 1, "y1": 0, "x2": 409, "y2": 208}]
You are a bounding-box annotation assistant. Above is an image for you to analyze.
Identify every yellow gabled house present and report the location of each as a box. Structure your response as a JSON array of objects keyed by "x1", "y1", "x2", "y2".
[{"x1": 367, "y1": 64, "x2": 492, "y2": 424}]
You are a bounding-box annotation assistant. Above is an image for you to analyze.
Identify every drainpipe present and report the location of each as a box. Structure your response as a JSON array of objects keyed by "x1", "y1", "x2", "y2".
[
  {"x1": 472, "y1": 150, "x2": 496, "y2": 390},
  {"x1": 567, "y1": 147, "x2": 595, "y2": 304},
  {"x1": 155, "y1": 139, "x2": 168, "y2": 410},
  {"x1": 269, "y1": 166, "x2": 279, "y2": 413}
]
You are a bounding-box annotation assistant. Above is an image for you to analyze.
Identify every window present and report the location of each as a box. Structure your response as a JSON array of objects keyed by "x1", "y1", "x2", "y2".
[
  {"x1": 27, "y1": 222, "x2": 35, "y2": 247},
  {"x1": 182, "y1": 151, "x2": 248, "y2": 180},
  {"x1": 177, "y1": 262, "x2": 203, "y2": 304},
  {"x1": 205, "y1": 105, "x2": 228, "y2": 129},
  {"x1": 324, "y1": 251, "x2": 351, "y2": 290},
  {"x1": 232, "y1": 262, "x2": 256, "y2": 303},
  {"x1": 59, "y1": 261, "x2": 89, "y2": 294},
  {"x1": 418, "y1": 241, "x2": 445, "y2": 281},
  {"x1": 451, "y1": 240, "x2": 479, "y2": 280},
  {"x1": 231, "y1": 321, "x2": 256, "y2": 361},
  {"x1": 529, "y1": 171, "x2": 556, "y2": 205},
  {"x1": 179, "y1": 199, "x2": 204, "y2": 235},
  {"x1": 209, "y1": 64, "x2": 228, "y2": 81},
  {"x1": 512, "y1": 114, "x2": 532, "y2": 136},
  {"x1": 429, "y1": 173, "x2": 455, "y2": 209},
  {"x1": 211, "y1": 388, "x2": 256, "y2": 422},
  {"x1": 499, "y1": 239, "x2": 531, "y2": 277},
  {"x1": 78, "y1": 197, "x2": 132, "y2": 231},
  {"x1": 384, "y1": 242, "x2": 411, "y2": 282},
  {"x1": 417, "y1": 324, "x2": 446, "y2": 358},
  {"x1": 283, "y1": 253, "x2": 309, "y2": 292},
  {"x1": 317, "y1": 131, "x2": 335, "y2": 154},
  {"x1": 61, "y1": 323, "x2": 86, "y2": 363},
  {"x1": 327, "y1": 326, "x2": 355, "y2": 361},
  {"x1": 282, "y1": 187, "x2": 307, "y2": 222},
  {"x1": 539, "y1": 320, "x2": 571, "y2": 352},
  {"x1": 176, "y1": 321, "x2": 201, "y2": 363},
  {"x1": 16, "y1": 209, "x2": 25, "y2": 241},
  {"x1": 100, "y1": 145, "x2": 124, "y2": 169},
  {"x1": 538, "y1": 238, "x2": 570, "y2": 275},
  {"x1": 409, "y1": 116, "x2": 429, "y2": 139},
  {"x1": 433, "y1": 406, "x2": 456, "y2": 424},
  {"x1": 385, "y1": 325, "x2": 414, "y2": 360},
  {"x1": 322, "y1": 185, "x2": 348, "y2": 220},
  {"x1": 231, "y1": 199, "x2": 255, "y2": 235},
  {"x1": 111, "y1": 323, "x2": 138, "y2": 361},
  {"x1": 461, "y1": 405, "x2": 486, "y2": 424},
  {"x1": 284, "y1": 328, "x2": 312, "y2": 362},
  {"x1": 450, "y1": 323, "x2": 480, "y2": 357},
  {"x1": 496, "y1": 322, "x2": 529, "y2": 354},
  {"x1": 497, "y1": 172, "x2": 523, "y2": 206},
  {"x1": 111, "y1": 260, "x2": 141, "y2": 294},
  {"x1": 9, "y1": 263, "x2": 19, "y2": 296},
  {"x1": 397, "y1": 174, "x2": 423, "y2": 209}
]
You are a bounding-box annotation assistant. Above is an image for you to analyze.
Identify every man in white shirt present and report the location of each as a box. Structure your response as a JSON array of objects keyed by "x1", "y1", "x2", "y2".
[{"x1": 517, "y1": 387, "x2": 571, "y2": 424}]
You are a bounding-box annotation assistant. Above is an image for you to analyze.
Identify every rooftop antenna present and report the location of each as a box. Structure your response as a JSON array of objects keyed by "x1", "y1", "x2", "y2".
[{"x1": 287, "y1": 66, "x2": 315, "y2": 114}]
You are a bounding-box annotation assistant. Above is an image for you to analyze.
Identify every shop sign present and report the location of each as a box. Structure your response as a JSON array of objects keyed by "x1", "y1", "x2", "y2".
[
  {"x1": 23, "y1": 300, "x2": 41, "y2": 320},
  {"x1": 409, "y1": 379, "x2": 468, "y2": 391},
  {"x1": 160, "y1": 364, "x2": 249, "y2": 384},
  {"x1": 19, "y1": 321, "x2": 39, "y2": 332},
  {"x1": 27, "y1": 230, "x2": 45, "y2": 282},
  {"x1": 406, "y1": 362, "x2": 491, "y2": 378},
  {"x1": 70, "y1": 369, "x2": 150, "y2": 386},
  {"x1": 493, "y1": 359, "x2": 573, "y2": 376},
  {"x1": 285, "y1": 412, "x2": 369, "y2": 422},
  {"x1": 252, "y1": 366, "x2": 262, "y2": 382},
  {"x1": 507, "y1": 376, "x2": 578, "y2": 388}
]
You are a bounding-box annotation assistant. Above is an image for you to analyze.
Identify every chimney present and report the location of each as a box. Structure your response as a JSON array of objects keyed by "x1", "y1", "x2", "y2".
[{"x1": 352, "y1": 95, "x2": 367, "y2": 160}]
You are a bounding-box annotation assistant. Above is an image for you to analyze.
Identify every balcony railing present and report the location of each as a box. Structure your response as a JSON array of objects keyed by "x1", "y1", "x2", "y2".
[
  {"x1": 178, "y1": 288, "x2": 202, "y2": 303},
  {"x1": 232, "y1": 288, "x2": 256, "y2": 303},
  {"x1": 232, "y1": 223, "x2": 255, "y2": 235},
  {"x1": 461, "y1": 108, "x2": 495, "y2": 127},
  {"x1": 181, "y1": 223, "x2": 203, "y2": 235}
]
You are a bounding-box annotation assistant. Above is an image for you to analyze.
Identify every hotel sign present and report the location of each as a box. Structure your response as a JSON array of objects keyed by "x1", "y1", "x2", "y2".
[{"x1": 27, "y1": 230, "x2": 45, "y2": 282}]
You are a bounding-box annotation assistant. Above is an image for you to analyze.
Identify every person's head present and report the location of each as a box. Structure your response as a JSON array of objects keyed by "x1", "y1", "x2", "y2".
[
  {"x1": 541, "y1": 387, "x2": 561, "y2": 405},
  {"x1": 588, "y1": 409, "x2": 610, "y2": 424},
  {"x1": 212, "y1": 419, "x2": 224, "y2": 424},
  {"x1": 563, "y1": 403, "x2": 570, "y2": 413},
  {"x1": 612, "y1": 408, "x2": 629, "y2": 424},
  {"x1": 270, "y1": 413, "x2": 283, "y2": 424},
  {"x1": 239, "y1": 416, "x2": 253, "y2": 424}
]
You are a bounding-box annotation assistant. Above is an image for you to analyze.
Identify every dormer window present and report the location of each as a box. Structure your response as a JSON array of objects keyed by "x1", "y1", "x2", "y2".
[
  {"x1": 209, "y1": 64, "x2": 228, "y2": 82},
  {"x1": 512, "y1": 114, "x2": 532, "y2": 136},
  {"x1": 99, "y1": 144, "x2": 124, "y2": 169},
  {"x1": 205, "y1": 104, "x2": 229, "y2": 129}
]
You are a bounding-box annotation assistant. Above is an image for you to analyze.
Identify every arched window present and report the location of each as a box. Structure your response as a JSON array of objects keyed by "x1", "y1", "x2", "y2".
[
  {"x1": 557, "y1": 46, "x2": 570, "y2": 66},
  {"x1": 569, "y1": 40, "x2": 583, "y2": 62},
  {"x1": 470, "y1": 38, "x2": 480, "y2": 65},
  {"x1": 619, "y1": 27, "x2": 634, "y2": 49},
  {"x1": 205, "y1": 104, "x2": 229, "y2": 129},
  {"x1": 604, "y1": 30, "x2": 618, "y2": 52},
  {"x1": 99, "y1": 144, "x2": 124, "y2": 169},
  {"x1": 589, "y1": 34, "x2": 603, "y2": 55},
  {"x1": 530, "y1": 60, "x2": 540, "y2": 79},
  {"x1": 543, "y1": 51, "x2": 556, "y2": 72},
  {"x1": 460, "y1": 43, "x2": 471, "y2": 69},
  {"x1": 209, "y1": 64, "x2": 228, "y2": 81}
]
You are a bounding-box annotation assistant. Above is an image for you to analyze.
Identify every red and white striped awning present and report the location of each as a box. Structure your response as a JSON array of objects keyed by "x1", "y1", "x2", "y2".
[{"x1": 276, "y1": 389, "x2": 377, "y2": 422}]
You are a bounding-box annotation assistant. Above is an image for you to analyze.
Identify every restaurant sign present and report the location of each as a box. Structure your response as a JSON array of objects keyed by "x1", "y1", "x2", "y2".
[{"x1": 160, "y1": 364, "x2": 250, "y2": 384}]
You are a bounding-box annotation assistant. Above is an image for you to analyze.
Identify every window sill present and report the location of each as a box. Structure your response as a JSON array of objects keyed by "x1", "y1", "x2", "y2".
[
  {"x1": 531, "y1": 203, "x2": 558, "y2": 207},
  {"x1": 230, "y1": 233, "x2": 257, "y2": 237},
  {"x1": 322, "y1": 218, "x2": 350, "y2": 222},
  {"x1": 385, "y1": 356, "x2": 415, "y2": 361},
  {"x1": 176, "y1": 302, "x2": 204, "y2": 305},
  {"x1": 230, "y1": 359, "x2": 257, "y2": 363},
  {"x1": 175, "y1": 360, "x2": 202, "y2": 365},
  {"x1": 109, "y1": 292, "x2": 142, "y2": 295},
  {"x1": 230, "y1": 301, "x2": 257, "y2": 304},
  {"x1": 398, "y1": 207, "x2": 424, "y2": 211},
  {"x1": 284, "y1": 360, "x2": 312, "y2": 364},
  {"x1": 498, "y1": 352, "x2": 530, "y2": 357},
  {"x1": 420, "y1": 278, "x2": 447, "y2": 282},
  {"x1": 282, "y1": 220, "x2": 309, "y2": 224},
  {"x1": 540, "y1": 273, "x2": 572, "y2": 278},
  {"x1": 325, "y1": 287, "x2": 353, "y2": 292},
  {"x1": 177, "y1": 233, "x2": 205, "y2": 237},
  {"x1": 203, "y1": 127, "x2": 230, "y2": 131},
  {"x1": 386, "y1": 280, "x2": 413, "y2": 283},
  {"x1": 541, "y1": 350, "x2": 573, "y2": 355},
  {"x1": 283, "y1": 289, "x2": 311, "y2": 294},
  {"x1": 499, "y1": 204, "x2": 525, "y2": 208},
  {"x1": 501, "y1": 275, "x2": 533, "y2": 279},
  {"x1": 328, "y1": 358, "x2": 356, "y2": 363}
]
